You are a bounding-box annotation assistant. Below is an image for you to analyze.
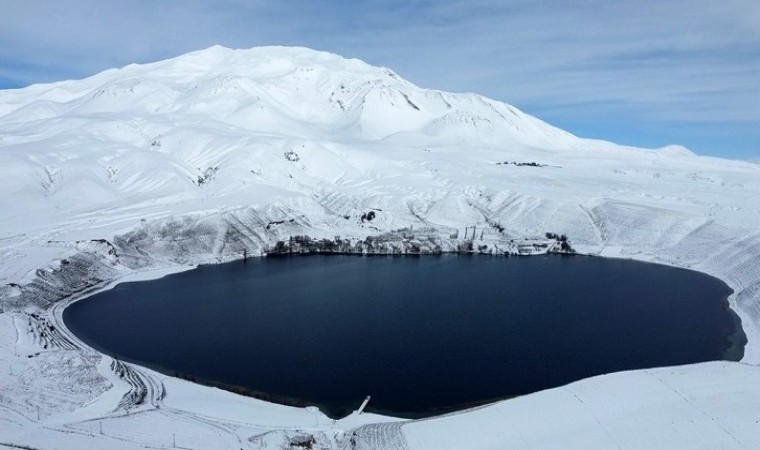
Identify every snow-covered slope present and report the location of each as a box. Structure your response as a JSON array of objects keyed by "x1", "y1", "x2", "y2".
[{"x1": 1, "y1": 46, "x2": 760, "y2": 449}]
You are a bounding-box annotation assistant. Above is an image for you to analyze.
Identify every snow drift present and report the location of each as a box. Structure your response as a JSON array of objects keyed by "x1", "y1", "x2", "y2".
[{"x1": 1, "y1": 45, "x2": 760, "y2": 449}]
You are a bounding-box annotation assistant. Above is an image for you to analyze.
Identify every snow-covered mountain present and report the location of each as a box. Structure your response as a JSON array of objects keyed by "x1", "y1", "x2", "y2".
[
  {"x1": 0, "y1": 45, "x2": 582, "y2": 235},
  {"x1": 2, "y1": 46, "x2": 760, "y2": 449}
]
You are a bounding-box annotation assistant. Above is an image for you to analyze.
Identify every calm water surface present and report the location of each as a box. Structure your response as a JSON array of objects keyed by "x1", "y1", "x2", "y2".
[{"x1": 64, "y1": 255, "x2": 744, "y2": 418}]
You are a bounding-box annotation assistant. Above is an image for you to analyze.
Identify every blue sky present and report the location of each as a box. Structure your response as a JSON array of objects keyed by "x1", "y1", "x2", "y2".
[{"x1": 1, "y1": 0, "x2": 758, "y2": 160}]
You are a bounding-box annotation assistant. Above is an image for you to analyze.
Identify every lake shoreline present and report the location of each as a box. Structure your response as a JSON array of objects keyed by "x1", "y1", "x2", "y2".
[{"x1": 62, "y1": 252, "x2": 745, "y2": 419}]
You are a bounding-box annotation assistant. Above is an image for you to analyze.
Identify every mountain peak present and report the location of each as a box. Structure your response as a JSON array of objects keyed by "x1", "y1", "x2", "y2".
[
  {"x1": 0, "y1": 45, "x2": 577, "y2": 148},
  {"x1": 165, "y1": 45, "x2": 381, "y2": 77}
]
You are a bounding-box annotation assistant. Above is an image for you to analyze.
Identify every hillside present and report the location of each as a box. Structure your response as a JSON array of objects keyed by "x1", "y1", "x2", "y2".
[{"x1": 1, "y1": 46, "x2": 760, "y2": 449}]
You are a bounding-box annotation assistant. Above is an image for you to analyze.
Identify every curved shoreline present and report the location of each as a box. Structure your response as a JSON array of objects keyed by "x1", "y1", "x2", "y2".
[
  {"x1": 598, "y1": 250, "x2": 760, "y2": 365},
  {"x1": 3, "y1": 219, "x2": 760, "y2": 449},
  {"x1": 52, "y1": 249, "x2": 752, "y2": 420}
]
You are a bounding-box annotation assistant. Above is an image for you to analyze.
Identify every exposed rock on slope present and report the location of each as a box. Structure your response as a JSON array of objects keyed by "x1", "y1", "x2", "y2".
[{"x1": 2, "y1": 46, "x2": 760, "y2": 449}]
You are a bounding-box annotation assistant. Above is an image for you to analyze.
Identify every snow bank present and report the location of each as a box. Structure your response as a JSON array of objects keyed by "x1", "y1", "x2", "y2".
[{"x1": 1, "y1": 45, "x2": 759, "y2": 449}]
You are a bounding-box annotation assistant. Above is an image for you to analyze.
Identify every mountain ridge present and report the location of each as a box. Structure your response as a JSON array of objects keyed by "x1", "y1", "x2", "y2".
[
  {"x1": 2, "y1": 45, "x2": 760, "y2": 450},
  {"x1": 0, "y1": 45, "x2": 578, "y2": 147}
]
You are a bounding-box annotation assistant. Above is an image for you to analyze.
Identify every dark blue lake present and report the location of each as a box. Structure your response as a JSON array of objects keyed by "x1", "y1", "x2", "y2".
[{"x1": 63, "y1": 254, "x2": 744, "y2": 418}]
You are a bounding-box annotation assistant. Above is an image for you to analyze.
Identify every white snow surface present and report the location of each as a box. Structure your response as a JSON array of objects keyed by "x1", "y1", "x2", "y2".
[{"x1": 1, "y1": 45, "x2": 760, "y2": 449}]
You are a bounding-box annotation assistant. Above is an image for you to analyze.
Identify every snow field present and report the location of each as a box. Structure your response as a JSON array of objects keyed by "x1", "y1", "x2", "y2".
[{"x1": 1, "y1": 45, "x2": 760, "y2": 449}]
